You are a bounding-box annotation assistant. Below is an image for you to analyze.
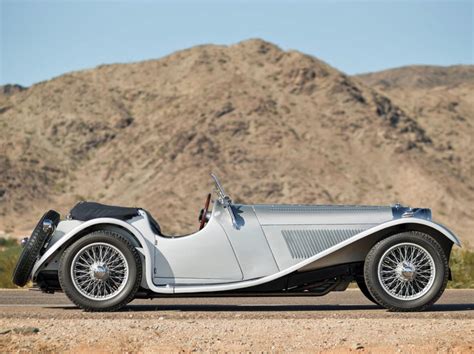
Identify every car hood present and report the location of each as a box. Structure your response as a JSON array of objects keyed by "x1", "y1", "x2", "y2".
[{"x1": 251, "y1": 204, "x2": 431, "y2": 226}]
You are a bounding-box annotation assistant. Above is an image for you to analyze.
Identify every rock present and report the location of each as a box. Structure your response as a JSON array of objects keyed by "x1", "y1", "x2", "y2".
[
  {"x1": 0, "y1": 329, "x2": 11, "y2": 335},
  {"x1": 214, "y1": 102, "x2": 235, "y2": 118},
  {"x1": 115, "y1": 116, "x2": 134, "y2": 129},
  {"x1": 1, "y1": 84, "x2": 26, "y2": 95},
  {"x1": 352, "y1": 342, "x2": 364, "y2": 350},
  {"x1": 12, "y1": 327, "x2": 40, "y2": 335}
]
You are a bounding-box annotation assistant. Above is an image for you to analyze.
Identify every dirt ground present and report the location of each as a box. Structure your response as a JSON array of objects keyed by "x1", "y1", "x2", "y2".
[{"x1": 0, "y1": 289, "x2": 473, "y2": 352}]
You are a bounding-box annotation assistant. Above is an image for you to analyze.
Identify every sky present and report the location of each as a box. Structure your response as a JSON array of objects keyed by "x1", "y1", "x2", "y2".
[{"x1": 1, "y1": 0, "x2": 473, "y2": 86}]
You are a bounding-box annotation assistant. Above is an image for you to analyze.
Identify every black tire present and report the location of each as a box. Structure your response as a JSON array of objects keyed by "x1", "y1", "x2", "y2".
[
  {"x1": 356, "y1": 276, "x2": 380, "y2": 306},
  {"x1": 58, "y1": 230, "x2": 142, "y2": 312},
  {"x1": 12, "y1": 210, "x2": 60, "y2": 287},
  {"x1": 364, "y1": 231, "x2": 449, "y2": 312}
]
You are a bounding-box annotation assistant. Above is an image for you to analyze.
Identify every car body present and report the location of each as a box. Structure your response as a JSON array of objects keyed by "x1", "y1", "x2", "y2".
[{"x1": 13, "y1": 174, "x2": 460, "y2": 311}]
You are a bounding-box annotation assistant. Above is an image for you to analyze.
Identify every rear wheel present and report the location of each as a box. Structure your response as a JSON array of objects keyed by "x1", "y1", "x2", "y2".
[
  {"x1": 59, "y1": 230, "x2": 142, "y2": 311},
  {"x1": 364, "y1": 231, "x2": 448, "y2": 312}
]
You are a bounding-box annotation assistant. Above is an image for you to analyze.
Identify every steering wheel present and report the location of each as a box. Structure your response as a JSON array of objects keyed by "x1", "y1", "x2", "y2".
[{"x1": 199, "y1": 193, "x2": 212, "y2": 230}]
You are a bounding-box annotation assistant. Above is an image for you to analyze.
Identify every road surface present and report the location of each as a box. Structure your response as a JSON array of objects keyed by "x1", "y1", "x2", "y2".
[{"x1": 0, "y1": 289, "x2": 473, "y2": 352}]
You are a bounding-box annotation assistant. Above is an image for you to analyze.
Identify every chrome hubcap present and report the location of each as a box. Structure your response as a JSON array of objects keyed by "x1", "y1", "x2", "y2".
[
  {"x1": 397, "y1": 261, "x2": 416, "y2": 281},
  {"x1": 91, "y1": 264, "x2": 109, "y2": 280},
  {"x1": 71, "y1": 243, "x2": 129, "y2": 301},
  {"x1": 378, "y1": 242, "x2": 435, "y2": 300}
]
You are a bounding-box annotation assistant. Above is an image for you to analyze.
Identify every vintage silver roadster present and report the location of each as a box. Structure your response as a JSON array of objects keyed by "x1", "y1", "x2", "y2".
[{"x1": 13, "y1": 174, "x2": 460, "y2": 312}]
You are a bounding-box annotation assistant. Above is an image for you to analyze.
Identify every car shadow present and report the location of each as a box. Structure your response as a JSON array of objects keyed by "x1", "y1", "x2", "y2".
[
  {"x1": 123, "y1": 303, "x2": 474, "y2": 312},
  {"x1": 55, "y1": 303, "x2": 474, "y2": 312},
  {"x1": 124, "y1": 304, "x2": 381, "y2": 312}
]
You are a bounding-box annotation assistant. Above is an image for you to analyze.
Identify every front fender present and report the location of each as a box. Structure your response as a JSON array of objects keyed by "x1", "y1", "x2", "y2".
[
  {"x1": 372, "y1": 217, "x2": 461, "y2": 247},
  {"x1": 296, "y1": 216, "x2": 461, "y2": 274}
]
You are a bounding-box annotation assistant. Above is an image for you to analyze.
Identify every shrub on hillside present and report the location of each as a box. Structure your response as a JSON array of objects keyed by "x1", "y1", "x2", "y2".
[
  {"x1": 0, "y1": 237, "x2": 21, "y2": 288},
  {"x1": 449, "y1": 248, "x2": 474, "y2": 288}
]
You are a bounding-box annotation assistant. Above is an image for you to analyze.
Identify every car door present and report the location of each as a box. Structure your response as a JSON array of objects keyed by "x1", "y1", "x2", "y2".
[
  {"x1": 215, "y1": 204, "x2": 279, "y2": 280},
  {"x1": 153, "y1": 208, "x2": 243, "y2": 285}
]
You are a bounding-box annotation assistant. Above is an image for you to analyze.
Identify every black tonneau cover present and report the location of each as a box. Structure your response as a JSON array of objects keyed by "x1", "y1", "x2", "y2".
[{"x1": 69, "y1": 202, "x2": 140, "y2": 221}]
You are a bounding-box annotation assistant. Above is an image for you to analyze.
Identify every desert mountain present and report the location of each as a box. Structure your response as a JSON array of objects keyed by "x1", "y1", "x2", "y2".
[
  {"x1": 357, "y1": 65, "x2": 474, "y2": 89},
  {"x1": 0, "y1": 40, "x2": 472, "y2": 246}
]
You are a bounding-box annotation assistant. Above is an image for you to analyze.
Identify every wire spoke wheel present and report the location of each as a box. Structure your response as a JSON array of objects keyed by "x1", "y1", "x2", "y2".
[
  {"x1": 377, "y1": 242, "x2": 436, "y2": 301},
  {"x1": 71, "y1": 242, "x2": 129, "y2": 301}
]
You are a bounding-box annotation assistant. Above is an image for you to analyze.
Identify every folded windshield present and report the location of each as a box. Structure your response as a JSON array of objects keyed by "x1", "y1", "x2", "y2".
[
  {"x1": 210, "y1": 173, "x2": 228, "y2": 202},
  {"x1": 210, "y1": 173, "x2": 239, "y2": 229}
]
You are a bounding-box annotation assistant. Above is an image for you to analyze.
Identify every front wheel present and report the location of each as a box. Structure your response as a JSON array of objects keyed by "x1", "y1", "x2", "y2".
[
  {"x1": 356, "y1": 276, "x2": 380, "y2": 306},
  {"x1": 364, "y1": 231, "x2": 449, "y2": 312},
  {"x1": 58, "y1": 230, "x2": 142, "y2": 311}
]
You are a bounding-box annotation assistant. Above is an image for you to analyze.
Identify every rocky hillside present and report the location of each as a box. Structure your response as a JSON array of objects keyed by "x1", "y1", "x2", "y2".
[
  {"x1": 357, "y1": 65, "x2": 474, "y2": 205},
  {"x1": 0, "y1": 40, "x2": 472, "y2": 246},
  {"x1": 357, "y1": 65, "x2": 474, "y2": 90}
]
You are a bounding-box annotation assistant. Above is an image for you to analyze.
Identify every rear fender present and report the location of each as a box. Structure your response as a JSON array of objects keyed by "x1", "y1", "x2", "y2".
[{"x1": 31, "y1": 216, "x2": 153, "y2": 287}]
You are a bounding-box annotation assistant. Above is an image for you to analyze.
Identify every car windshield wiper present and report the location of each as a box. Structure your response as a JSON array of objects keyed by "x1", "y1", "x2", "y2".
[{"x1": 210, "y1": 173, "x2": 239, "y2": 229}]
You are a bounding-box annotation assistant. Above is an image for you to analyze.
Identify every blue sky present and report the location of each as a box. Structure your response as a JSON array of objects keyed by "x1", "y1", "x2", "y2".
[{"x1": 1, "y1": 0, "x2": 472, "y2": 86}]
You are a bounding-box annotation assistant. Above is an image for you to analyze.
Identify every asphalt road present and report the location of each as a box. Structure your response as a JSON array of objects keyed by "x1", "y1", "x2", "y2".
[
  {"x1": 0, "y1": 288, "x2": 472, "y2": 319},
  {"x1": 1, "y1": 289, "x2": 473, "y2": 352}
]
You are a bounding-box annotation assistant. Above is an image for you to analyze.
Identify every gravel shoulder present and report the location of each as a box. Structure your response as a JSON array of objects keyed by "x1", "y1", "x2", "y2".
[{"x1": 0, "y1": 289, "x2": 473, "y2": 352}]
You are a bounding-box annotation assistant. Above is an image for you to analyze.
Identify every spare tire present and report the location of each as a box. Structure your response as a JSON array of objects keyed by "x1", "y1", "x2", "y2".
[{"x1": 12, "y1": 210, "x2": 60, "y2": 287}]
